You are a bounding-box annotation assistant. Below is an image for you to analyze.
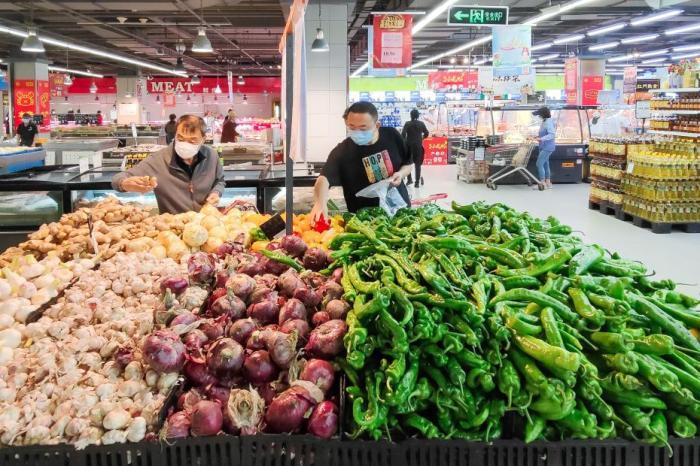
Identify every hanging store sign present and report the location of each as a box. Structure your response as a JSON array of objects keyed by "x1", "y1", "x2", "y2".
[
  {"x1": 38, "y1": 80, "x2": 51, "y2": 130},
  {"x1": 636, "y1": 79, "x2": 660, "y2": 93},
  {"x1": 49, "y1": 73, "x2": 66, "y2": 97},
  {"x1": 564, "y1": 58, "x2": 579, "y2": 105},
  {"x1": 428, "y1": 70, "x2": 479, "y2": 91},
  {"x1": 581, "y1": 75, "x2": 603, "y2": 106},
  {"x1": 423, "y1": 137, "x2": 449, "y2": 165},
  {"x1": 623, "y1": 67, "x2": 637, "y2": 94},
  {"x1": 492, "y1": 25, "x2": 533, "y2": 97},
  {"x1": 372, "y1": 14, "x2": 413, "y2": 69},
  {"x1": 447, "y1": 6, "x2": 509, "y2": 26},
  {"x1": 65, "y1": 77, "x2": 118, "y2": 94},
  {"x1": 146, "y1": 77, "x2": 281, "y2": 95}
]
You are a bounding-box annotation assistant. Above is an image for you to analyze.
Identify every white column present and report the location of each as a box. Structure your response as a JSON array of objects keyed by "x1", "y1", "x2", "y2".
[{"x1": 304, "y1": 0, "x2": 349, "y2": 162}]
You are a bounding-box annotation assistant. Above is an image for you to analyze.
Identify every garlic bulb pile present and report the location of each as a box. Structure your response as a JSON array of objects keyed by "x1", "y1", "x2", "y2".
[{"x1": 0, "y1": 253, "x2": 182, "y2": 448}]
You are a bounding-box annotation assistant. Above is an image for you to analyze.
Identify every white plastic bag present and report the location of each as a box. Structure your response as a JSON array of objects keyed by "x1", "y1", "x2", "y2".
[{"x1": 356, "y1": 180, "x2": 407, "y2": 216}]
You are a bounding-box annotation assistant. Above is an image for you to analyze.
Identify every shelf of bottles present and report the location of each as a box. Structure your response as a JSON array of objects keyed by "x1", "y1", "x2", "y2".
[{"x1": 588, "y1": 138, "x2": 636, "y2": 207}]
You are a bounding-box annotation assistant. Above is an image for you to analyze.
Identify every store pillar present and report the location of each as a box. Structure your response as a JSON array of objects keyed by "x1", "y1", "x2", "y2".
[
  {"x1": 7, "y1": 58, "x2": 50, "y2": 134},
  {"x1": 116, "y1": 76, "x2": 142, "y2": 125},
  {"x1": 304, "y1": 0, "x2": 349, "y2": 162}
]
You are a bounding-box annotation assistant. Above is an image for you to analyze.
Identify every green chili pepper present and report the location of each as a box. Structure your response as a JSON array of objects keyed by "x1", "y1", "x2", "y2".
[
  {"x1": 386, "y1": 353, "x2": 406, "y2": 392},
  {"x1": 643, "y1": 411, "x2": 670, "y2": 449},
  {"x1": 513, "y1": 334, "x2": 581, "y2": 373},
  {"x1": 377, "y1": 308, "x2": 408, "y2": 354},
  {"x1": 585, "y1": 394, "x2": 614, "y2": 421},
  {"x1": 590, "y1": 332, "x2": 632, "y2": 353},
  {"x1": 559, "y1": 402, "x2": 597, "y2": 438},
  {"x1": 416, "y1": 259, "x2": 456, "y2": 298},
  {"x1": 630, "y1": 295, "x2": 700, "y2": 353},
  {"x1": 618, "y1": 405, "x2": 651, "y2": 431},
  {"x1": 497, "y1": 248, "x2": 572, "y2": 278},
  {"x1": 502, "y1": 275, "x2": 541, "y2": 290},
  {"x1": 446, "y1": 358, "x2": 467, "y2": 387},
  {"x1": 509, "y1": 348, "x2": 549, "y2": 394},
  {"x1": 600, "y1": 379, "x2": 667, "y2": 410},
  {"x1": 474, "y1": 244, "x2": 526, "y2": 268},
  {"x1": 667, "y1": 411, "x2": 697, "y2": 438},
  {"x1": 423, "y1": 365, "x2": 449, "y2": 388},
  {"x1": 347, "y1": 263, "x2": 380, "y2": 295},
  {"x1": 505, "y1": 312, "x2": 543, "y2": 336},
  {"x1": 634, "y1": 353, "x2": 680, "y2": 393},
  {"x1": 568, "y1": 288, "x2": 605, "y2": 328},
  {"x1": 648, "y1": 297, "x2": 700, "y2": 329},
  {"x1": 355, "y1": 289, "x2": 391, "y2": 322},
  {"x1": 402, "y1": 414, "x2": 440, "y2": 438},
  {"x1": 258, "y1": 248, "x2": 303, "y2": 271},
  {"x1": 497, "y1": 360, "x2": 521, "y2": 406},
  {"x1": 490, "y1": 288, "x2": 578, "y2": 323},
  {"x1": 568, "y1": 244, "x2": 604, "y2": 276},
  {"x1": 602, "y1": 352, "x2": 639, "y2": 375},
  {"x1": 386, "y1": 355, "x2": 418, "y2": 406},
  {"x1": 524, "y1": 415, "x2": 546, "y2": 443},
  {"x1": 531, "y1": 387, "x2": 576, "y2": 421},
  {"x1": 539, "y1": 307, "x2": 564, "y2": 348},
  {"x1": 649, "y1": 355, "x2": 700, "y2": 398}
]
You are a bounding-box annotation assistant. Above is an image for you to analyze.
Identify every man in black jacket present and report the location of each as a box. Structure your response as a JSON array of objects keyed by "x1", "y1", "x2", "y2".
[
  {"x1": 401, "y1": 109, "x2": 429, "y2": 187},
  {"x1": 16, "y1": 113, "x2": 39, "y2": 147}
]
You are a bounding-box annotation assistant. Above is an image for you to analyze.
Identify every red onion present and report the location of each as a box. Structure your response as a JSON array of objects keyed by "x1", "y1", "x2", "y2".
[
  {"x1": 312, "y1": 311, "x2": 330, "y2": 327},
  {"x1": 238, "y1": 260, "x2": 264, "y2": 277},
  {"x1": 160, "y1": 277, "x2": 189, "y2": 295},
  {"x1": 280, "y1": 235, "x2": 308, "y2": 258},
  {"x1": 199, "y1": 319, "x2": 225, "y2": 341},
  {"x1": 164, "y1": 411, "x2": 191, "y2": 439},
  {"x1": 255, "y1": 383, "x2": 277, "y2": 406},
  {"x1": 264, "y1": 385, "x2": 316, "y2": 433},
  {"x1": 256, "y1": 274, "x2": 279, "y2": 291},
  {"x1": 190, "y1": 400, "x2": 223, "y2": 436},
  {"x1": 249, "y1": 286, "x2": 273, "y2": 305},
  {"x1": 208, "y1": 288, "x2": 227, "y2": 308},
  {"x1": 228, "y1": 318, "x2": 258, "y2": 345},
  {"x1": 184, "y1": 360, "x2": 217, "y2": 387},
  {"x1": 183, "y1": 329, "x2": 208, "y2": 352},
  {"x1": 243, "y1": 350, "x2": 278, "y2": 383},
  {"x1": 225, "y1": 273, "x2": 257, "y2": 301},
  {"x1": 207, "y1": 338, "x2": 245, "y2": 375},
  {"x1": 170, "y1": 311, "x2": 199, "y2": 328},
  {"x1": 246, "y1": 330, "x2": 266, "y2": 351},
  {"x1": 215, "y1": 271, "x2": 229, "y2": 289},
  {"x1": 278, "y1": 298, "x2": 307, "y2": 325},
  {"x1": 210, "y1": 293, "x2": 246, "y2": 320},
  {"x1": 247, "y1": 300, "x2": 279, "y2": 325},
  {"x1": 206, "y1": 385, "x2": 231, "y2": 405},
  {"x1": 293, "y1": 287, "x2": 322, "y2": 309},
  {"x1": 266, "y1": 242, "x2": 283, "y2": 252},
  {"x1": 262, "y1": 257, "x2": 290, "y2": 275},
  {"x1": 330, "y1": 267, "x2": 343, "y2": 284},
  {"x1": 304, "y1": 320, "x2": 347, "y2": 359},
  {"x1": 279, "y1": 319, "x2": 310, "y2": 345},
  {"x1": 216, "y1": 240, "x2": 244, "y2": 258},
  {"x1": 114, "y1": 346, "x2": 134, "y2": 369},
  {"x1": 303, "y1": 248, "x2": 328, "y2": 271},
  {"x1": 299, "y1": 359, "x2": 335, "y2": 394},
  {"x1": 321, "y1": 282, "x2": 344, "y2": 303},
  {"x1": 325, "y1": 300, "x2": 350, "y2": 320},
  {"x1": 308, "y1": 401, "x2": 338, "y2": 439},
  {"x1": 177, "y1": 389, "x2": 203, "y2": 412},
  {"x1": 188, "y1": 252, "x2": 216, "y2": 284},
  {"x1": 300, "y1": 271, "x2": 326, "y2": 289},
  {"x1": 226, "y1": 388, "x2": 265, "y2": 436},
  {"x1": 278, "y1": 270, "x2": 304, "y2": 298},
  {"x1": 261, "y1": 330, "x2": 298, "y2": 369},
  {"x1": 142, "y1": 330, "x2": 186, "y2": 373}
]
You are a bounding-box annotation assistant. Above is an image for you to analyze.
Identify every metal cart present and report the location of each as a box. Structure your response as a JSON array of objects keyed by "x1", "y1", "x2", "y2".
[{"x1": 485, "y1": 142, "x2": 542, "y2": 190}]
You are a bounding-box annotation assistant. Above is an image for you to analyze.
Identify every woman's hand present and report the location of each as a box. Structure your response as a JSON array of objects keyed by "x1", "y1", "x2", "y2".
[
  {"x1": 310, "y1": 201, "x2": 328, "y2": 223},
  {"x1": 121, "y1": 176, "x2": 157, "y2": 193},
  {"x1": 388, "y1": 172, "x2": 403, "y2": 187},
  {"x1": 206, "y1": 192, "x2": 221, "y2": 205}
]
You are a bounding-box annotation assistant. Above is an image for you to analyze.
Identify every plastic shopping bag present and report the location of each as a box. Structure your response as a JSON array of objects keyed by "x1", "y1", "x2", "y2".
[{"x1": 356, "y1": 179, "x2": 408, "y2": 216}]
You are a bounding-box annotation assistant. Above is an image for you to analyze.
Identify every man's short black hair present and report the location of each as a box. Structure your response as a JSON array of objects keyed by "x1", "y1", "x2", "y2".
[
  {"x1": 410, "y1": 109, "x2": 420, "y2": 120},
  {"x1": 532, "y1": 106, "x2": 551, "y2": 119},
  {"x1": 343, "y1": 102, "x2": 378, "y2": 121}
]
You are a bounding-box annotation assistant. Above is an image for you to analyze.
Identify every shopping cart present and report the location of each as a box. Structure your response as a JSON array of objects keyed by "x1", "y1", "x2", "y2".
[{"x1": 485, "y1": 142, "x2": 543, "y2": 191}]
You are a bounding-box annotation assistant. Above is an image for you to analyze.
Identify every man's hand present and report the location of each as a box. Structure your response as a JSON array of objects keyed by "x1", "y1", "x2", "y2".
[
  {"x1": 388, "y1": 172, "x2": 403, "y2": 187},
  {"x1": 121, "y1": 176, "x2": 157, "y2": 193},
  {"x1": 310, "y1": 201, "x2": 328, "y2": 223},
  {"x1": 206, "y1": 192, "x2": 221, "y2": 205}
]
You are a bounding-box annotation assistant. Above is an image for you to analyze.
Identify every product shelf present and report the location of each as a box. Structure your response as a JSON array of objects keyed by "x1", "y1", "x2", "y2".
[
  {"x1": 651, "y1": 110, "x2": 700, "y2": 116},
  {"x1": 649, "y1": 87, "x2": 700, "y2": 94},
  {"x1": 647, "y1": 129, "x2": 700, "y2": 138}
]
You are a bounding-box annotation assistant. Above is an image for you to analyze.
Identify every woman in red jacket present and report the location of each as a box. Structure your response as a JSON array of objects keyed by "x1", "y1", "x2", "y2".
[{"x1": 220, "y1": 109, "x2": 238, "y2": 143}]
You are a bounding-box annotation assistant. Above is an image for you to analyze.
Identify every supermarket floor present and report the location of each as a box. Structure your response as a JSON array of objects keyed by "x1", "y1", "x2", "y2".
[{"x1": 414, "y1": 165, "x2": 700, "y2": 294}]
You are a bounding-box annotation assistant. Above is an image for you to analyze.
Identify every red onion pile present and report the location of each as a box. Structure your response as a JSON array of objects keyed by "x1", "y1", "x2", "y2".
[{"x1": 151, "y1": 236, "x2": 346, "y2": 439}]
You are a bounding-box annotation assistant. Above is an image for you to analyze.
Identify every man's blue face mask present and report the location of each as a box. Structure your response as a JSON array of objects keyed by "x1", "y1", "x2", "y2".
[{"x1": 347, "y1": 128, "x2": 375, "y2": 146}]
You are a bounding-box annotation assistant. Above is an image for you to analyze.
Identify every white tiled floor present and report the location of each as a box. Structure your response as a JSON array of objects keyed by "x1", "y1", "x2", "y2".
[{"x1": 410, "y1": 165, "x2": 700, "y2": 294}]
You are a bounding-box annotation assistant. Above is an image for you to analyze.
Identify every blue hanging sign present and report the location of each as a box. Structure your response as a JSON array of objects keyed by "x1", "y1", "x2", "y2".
[
  {"x1": 384, "y1": 91, "x2": 396, "y2": 102},
  {"x1": 359, "y1": 92, "x2": 371, "y2": 102},
  {"x1": 410, "y1": 90, "x2": 421, "y2": 101}
]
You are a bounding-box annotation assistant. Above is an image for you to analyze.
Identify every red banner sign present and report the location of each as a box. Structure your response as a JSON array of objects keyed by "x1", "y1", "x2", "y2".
[
  {"x1": 564, "y1": 58, "x2": 578, "y2": 105},
  {"x1": 38, "y1": 80, "x2": 50, "y2": 130},
  {"x1": 49, "y1": 73, "x2": 66, "y2": 98},
  {"x1": 422, "y1": 137, "x2": 448, "y2": 166},
  {"x1": 13, "y1": 79, "x2": 35, "y2": 127},
  {"x1": 372, "y1": 14, "x2": 413, "y2": 70},
  {"x1": 146, "y1": 77, "x2": 281, "y2": 95},
  {"x1": 65, "y1": 77, "x2": 117, "y2": 94},
  {"x1": 581, "y1": 75, "x2": 603, "y2": 106},
  {"x1": 428, "y1": 70, "x2": 479, "y2": 91}
]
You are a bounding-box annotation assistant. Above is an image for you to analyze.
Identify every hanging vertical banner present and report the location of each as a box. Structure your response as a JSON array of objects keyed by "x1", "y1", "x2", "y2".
[
  {"x1": 491, "y1": 25, "x2": 533, "y2": 97},
  {"x1": 227, "y1": 71, "x2": 234, "y2": 102},
  {"x1": 368, "y1": 26, "x2": 403, "y2": 77},
  {"x1": 372, "y1": 14, "x2": 412, "y2": 69},
  {"x1": 49, "y1": 73, "x2": 66, "y2": 97},
  {"x1": 13, "y1": 79, "x2": 36, "y2": 127},
  {"x1": 281, "y1": 5, "x2": 307, "y2": 161},
  {"x1": 564, "y1": 58, "x2": 579, "y2": 105},
  {"x1": 38, "y1": 80, "x2": 51, "y2": 130},
  {"x1": 581, "y1": 75, "x2": 603, "y2": 106}
]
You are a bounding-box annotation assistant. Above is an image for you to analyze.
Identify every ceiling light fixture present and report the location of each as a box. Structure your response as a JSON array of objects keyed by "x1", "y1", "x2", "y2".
[
  {"x1": 89, "y1": 82, "x2": 97, "y2": 93},
  {"x1": 214, "y1": 83, "x2": 222, "y2": 94},
  {"x1": 311, "y1": 0, "x2": 330, "y2": 52},
  {"x1": 589, "y1": 41, "x2": 619, "y2": 51},
  {"x1": 174, "y1": 56, "x2": 186, "y2": 73},
  {"x1": 630, "y1": 9, "x2": 683, "y2": 26},
  {"x1": 237, "y1": 75, "x2": 245, "y2": 85},
  {"x1": 607, "y1": 53, "x2": 638, "y2": 63},
  {"x1": 190, "y1": 74, "x2": 200, "y2": 84},
  {"x1": 587, "y1": 23, "x2": 626, "y2": 36},
  {"x1": 412, "y1": 0, "x2": 458, "y2": 34},
  {"x1": 175, "y1": 39, "x2": 186, "y2": 55},
  {"x1": 48, "y1": 66, "x2": 103, "y2": 78},
  {"x1": 666, "y1": 23, "x2": 700, "y2": 35},
  {"x1": 531, "y1": 43, "x2": 553, "y2": 51},
  {"x1": 473, "y1": 57, "x2": 490, "y2": 65},
  {"x1": 641, "y1": 57, "x2": 667, "y2": 64},
  {"x1": 621, "y1": 34, "x2": 659, "y2": 44},
  {"x1": 0, "y1": 25, "x2": 187, "y2": 76},
  {"x1": 192, "y1": 27, "x2": 213, "y2": 53},
  {"x1": 449, "y1": 57, "x2": 456, "y2": 64},
  {"x1": 462, "y1": 56, "x2": 469, "y2": 65},
  {"x1": 671, "y1": 51, "x2": 700, "y2": 60},
  {"x1": 63, "y1": 74, "x2": 73, "y2": 86},
  {"x1": 523, "y1": 0, "x2": 600, "y2": 26},
  {"x1": 637, "y1": 49, "x2": 668, "y2": 58},
  {"x1": 21, "y1": 27, "x2": 45, "y2": 53},
  {"x1": 538, "y1": 53, "x2": 559, "y2": 61},
  {"x1": 553, "y1": 34, "x2": 586, "y2": 45},
  {"x1": 673, "y1": 44, "x2": 700, "y2": 52}
]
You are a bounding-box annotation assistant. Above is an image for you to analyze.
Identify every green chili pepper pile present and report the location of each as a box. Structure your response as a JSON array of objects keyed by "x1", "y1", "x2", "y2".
[{"x1": 331, "y1": 201, "x2": 700, "y2": 448}]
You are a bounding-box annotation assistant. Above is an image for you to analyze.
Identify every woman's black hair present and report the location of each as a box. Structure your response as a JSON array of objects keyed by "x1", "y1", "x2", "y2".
[
  {"x1": 533, "y1": 106, "x2": 551, "y2": 119},
  {"x1": 410, "y1": 109, "x2": 420, "y2": 120}
]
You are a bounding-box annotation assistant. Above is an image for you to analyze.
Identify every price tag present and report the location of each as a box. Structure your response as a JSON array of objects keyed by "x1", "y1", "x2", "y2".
[
  {"x1": 626, "y1": 162, "x2": 634, "y2": 174},
  {"x1": 259, "y1": 213, "x2": 286, "y2": 239},
  {"x1": 79, "y1": 156, "x2": 90, "y2": 174},
  {"x1": 474, "y1": 147, "x2": 485, "y2": 161}
]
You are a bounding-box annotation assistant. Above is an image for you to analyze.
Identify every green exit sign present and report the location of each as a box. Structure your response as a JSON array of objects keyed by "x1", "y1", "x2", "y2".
[{"x1": 447, "y1": 6, "x2": 509, "y2": 26}]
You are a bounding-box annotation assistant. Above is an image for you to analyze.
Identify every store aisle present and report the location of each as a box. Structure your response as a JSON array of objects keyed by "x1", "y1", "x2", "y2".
[{"x1": 413, "y1": 165, "x2": 700, "y2": 293}]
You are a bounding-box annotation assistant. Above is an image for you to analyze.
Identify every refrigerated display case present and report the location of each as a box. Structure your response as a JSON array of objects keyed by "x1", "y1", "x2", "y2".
[
  {"x1": 476, "y1": 106, "x2": 589, "y2": 183},
  {"x1": 0, "y1": 147, "x2": 47, "y2": 174},
  {"x1": 43, "y1": 138, "x2": 120, "y2": 165}
]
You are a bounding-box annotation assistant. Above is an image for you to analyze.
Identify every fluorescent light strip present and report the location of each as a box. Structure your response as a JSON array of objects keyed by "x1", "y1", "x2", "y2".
[
  {"x1": 350, "y1": 62, "x2": 369, "y2": 78},
  {"x1": 412, "y1": 0, "x2": 459, "y2": 34},
  {"x1": 538, "y1": 53, "x2": 559, "y2": 61},
  {"x1": 531, "y1": 42, "x2": 553, "y2": 51},
  {"x1": 666, "y1": 23, "x2": 700, "y2": 35},
  {"x1": 621, "y1": 34, "x2": 659, "y2": 44},
  {"x1": 587, "y1": 23, "x2": 626, "y2": 36},
  {"x1": 641, "y1": 57, "x2": 667, "y2": 64},
  {"x1": 608, "y1": 53, "x2": 637, "y2": 62},
  {"x1": 0, "y1": 25, "x2": 186, "y2": 76},
  {"x1": 674, "y1": 44, "x2": 700, "y2": 52},
  {"x1": 523, "y1": 0, "x2": 601, "y2": 26},
  {"x1": 411, "y1": 35, "x2": 491, "y2": 69},
  {"x1": 671, "y1": 51, "x2": 700, "y2": 60},
  {"x1": 637, "y1": 49, "x2": 667, "y2": 58},
  {"x1": 630, "y1": 9, "x2": 683, "y2": 26},
  {"x1": 589, "y1": 41, "x2": 619, "y2": 51},
  {"x1": 47, "y1": 66, "x2": 104, "y2": 78},
  {"x1": 553, "y1": 34, "x2": 585, "y2": 45},
  {"x1": 473, "y1": 57, "x2": 491, "y2": 65}
]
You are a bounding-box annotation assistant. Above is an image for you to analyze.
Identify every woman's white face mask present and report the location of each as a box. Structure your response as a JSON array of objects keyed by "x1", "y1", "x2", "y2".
[{"x1": 175, "y1": 140, "x2": 201, "y2": 159}]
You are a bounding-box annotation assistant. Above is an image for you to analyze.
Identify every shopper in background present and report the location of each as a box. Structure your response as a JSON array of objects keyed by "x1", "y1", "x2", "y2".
[
  {"x1": 96, "y1": 110, "x2": 103, "y2": 126},
  {"x1": 164, "y1": 113, "x2": 178, "y2": 144},
  {"x1": 221, "y1": 109, "x2": 239, "y2": 143},
  {"x1": 16, "y1": 113, "x2": 38, "y2": 147},
  {"x1": 532, "y1": 106, "x2": 556, "y2": 190},
  {"x1": 311, "y1": 102, "x2": 413, "y2": 219},
  {"x1": 401, "y1": 109, "x2": 429, "y2": 187},
  {"x1": 111, "y1": 115, "x2": 224, "y2": 214}
]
